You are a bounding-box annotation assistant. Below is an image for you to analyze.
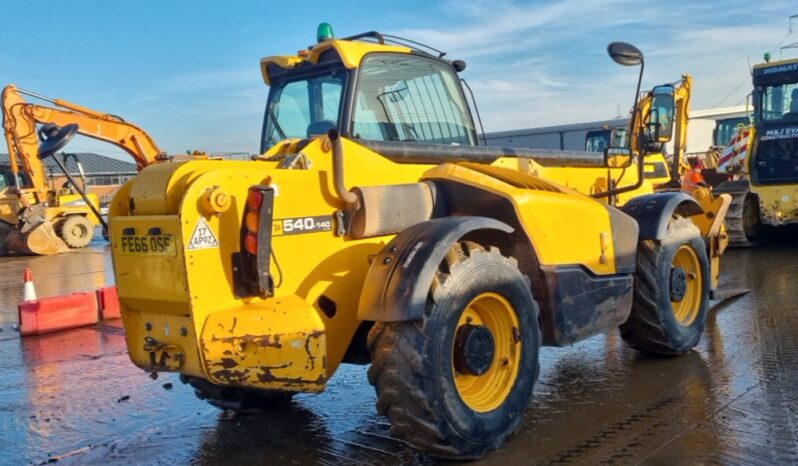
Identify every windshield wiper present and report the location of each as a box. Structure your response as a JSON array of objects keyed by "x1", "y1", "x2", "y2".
[{"x1": 267, "y1": 105, "x2": 287, "y2": 142}]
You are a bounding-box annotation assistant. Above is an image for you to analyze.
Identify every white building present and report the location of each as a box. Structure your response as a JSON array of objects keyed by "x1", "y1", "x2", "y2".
[{"x1": 485, "y1": 105, "x2": 749, "y2": 153}]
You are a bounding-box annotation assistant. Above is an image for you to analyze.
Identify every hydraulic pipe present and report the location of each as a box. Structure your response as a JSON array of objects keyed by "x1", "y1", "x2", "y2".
[{"x1": 328, "y1": 129, "x2": 358, "y2": 204}]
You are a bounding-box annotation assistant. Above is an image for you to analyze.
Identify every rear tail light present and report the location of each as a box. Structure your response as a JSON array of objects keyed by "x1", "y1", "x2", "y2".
[
  {"x1": 244, "y1": 232, "x2": 258, "y2": 254},
  {"x1": 236, "y1": 185, "x2": 275, "y2": 297}
]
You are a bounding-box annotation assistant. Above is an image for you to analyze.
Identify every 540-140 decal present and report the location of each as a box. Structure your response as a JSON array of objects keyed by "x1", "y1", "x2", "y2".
[{"x1": 272, "y1": 215, "x2": 334, "y2": 236}]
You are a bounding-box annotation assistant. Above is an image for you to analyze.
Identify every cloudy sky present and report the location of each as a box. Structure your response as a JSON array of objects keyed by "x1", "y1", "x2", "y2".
[{"x1": 1, "y1": 1, "x2": 794, "y2": 157}]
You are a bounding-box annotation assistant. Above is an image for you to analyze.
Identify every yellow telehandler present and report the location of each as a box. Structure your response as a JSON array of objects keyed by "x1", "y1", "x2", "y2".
[{"x1": 85, "y1": 27, "x2": 730, "y2": 458}]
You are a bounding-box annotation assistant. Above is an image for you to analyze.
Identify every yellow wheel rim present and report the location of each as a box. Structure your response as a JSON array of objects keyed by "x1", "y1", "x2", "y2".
[
  {"x1": 671, "y1": 245, "x2": 702, "y2": 326},
  {"x1": 453, "y1": 292, "x2": 521, "y2": 413}
]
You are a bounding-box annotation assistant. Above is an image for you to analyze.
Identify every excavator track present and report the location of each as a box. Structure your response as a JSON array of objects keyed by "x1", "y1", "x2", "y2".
[{"x1": 713, "y1": 180, "x2": 758, "y2": 248}]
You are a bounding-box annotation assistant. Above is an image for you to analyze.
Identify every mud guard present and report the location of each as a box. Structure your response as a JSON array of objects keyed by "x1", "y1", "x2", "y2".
[
  {"x1": 621, "y1": 192, "x2": 703, "y2": 241},
  {"x1": 357, "y1": 216, "x2": 514, "y2": 322}
]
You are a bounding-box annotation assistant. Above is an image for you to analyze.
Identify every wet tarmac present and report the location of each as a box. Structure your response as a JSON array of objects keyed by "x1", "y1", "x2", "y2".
[{"x1": 1, "y1": 236, "x2": 797, "y2": 465}]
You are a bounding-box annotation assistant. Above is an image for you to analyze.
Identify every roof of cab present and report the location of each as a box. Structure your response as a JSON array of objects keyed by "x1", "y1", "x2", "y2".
[
  {"x1": 260, "y1": 38, "x2": 411, "y2": 85},
  {"x1": 753, "y1": 57, "x2": 798, "y2": 70}
]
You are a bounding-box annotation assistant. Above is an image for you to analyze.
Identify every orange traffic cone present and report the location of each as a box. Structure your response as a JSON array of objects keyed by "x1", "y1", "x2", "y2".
[{"x1": 22, "y1": 267, "x2": 37, "y2": 302}]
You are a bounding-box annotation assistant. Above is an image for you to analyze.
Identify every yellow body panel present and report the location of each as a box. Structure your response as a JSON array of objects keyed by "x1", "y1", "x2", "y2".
[
  {"x1": 200, "y1": 296, "x2": 327, "y2": 391},
  {"x1": 260, "y1": 39, "x2": 410, "y2": 84},
  {"x1": 50, "y1": 193, "x2": 101, "y2": 226},
  {"x1": 752, "y1": 184, "x2": 798, "y2": 225},
  {"x1": 491, "y1": 155, "x2": 664, "y2": 206},
  {"x1": 425, "y1": 163, "x2": 617, "y2": 275}
]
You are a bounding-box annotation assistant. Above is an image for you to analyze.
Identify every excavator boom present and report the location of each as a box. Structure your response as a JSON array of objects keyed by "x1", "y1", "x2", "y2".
[{"x1": 2, "y1": 85, "x2": 163, "y2": 179}]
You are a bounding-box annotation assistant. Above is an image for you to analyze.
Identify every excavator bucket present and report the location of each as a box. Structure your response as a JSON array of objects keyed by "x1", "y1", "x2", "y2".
[{"x1": 5, "y1": 221, "x2": 69, "y2": 255}]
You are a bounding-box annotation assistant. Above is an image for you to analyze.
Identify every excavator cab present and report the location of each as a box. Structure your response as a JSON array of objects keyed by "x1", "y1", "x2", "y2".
[
  {"x1": 648, "y1": 84, "x2": 676, "y2": 145},
  {"x1": 585, "y1": 128, "x2": 628, "y2": 152}
]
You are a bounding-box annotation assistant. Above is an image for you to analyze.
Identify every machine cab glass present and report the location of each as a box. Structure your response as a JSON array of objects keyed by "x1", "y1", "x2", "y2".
[
  {"x1": 649, "y1": 85, "x2": 675, "y2": 143},
  {"x1": 261, "y1": 65, "x2": 347, "y2": 151},
  {"x1": 260, "y1": 51, "x2": 475, "y2": 151}
]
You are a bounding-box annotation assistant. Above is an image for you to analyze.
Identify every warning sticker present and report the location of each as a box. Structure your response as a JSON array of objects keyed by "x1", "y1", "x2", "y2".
[{"x1": 187, "y1": 217, "x2": 219, "y2": 250}]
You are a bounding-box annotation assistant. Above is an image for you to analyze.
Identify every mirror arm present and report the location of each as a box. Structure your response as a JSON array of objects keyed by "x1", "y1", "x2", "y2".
[
  {"x1": 591, "y1": 150, "x2": 645, "y2": 203},
  {"x1": 595, "y1": 53, "x2": 646, "y2": 204},
  {"x1": 631, "y1": 61, "x2": 644, "y2": 135}
]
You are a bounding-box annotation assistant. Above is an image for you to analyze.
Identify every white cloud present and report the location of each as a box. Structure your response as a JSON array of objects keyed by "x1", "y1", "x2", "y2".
[
  {"x1": 385, "y1": 0, "x2": 792, "y2": 132},
  {"x1": 122, "y1": 0, "x2": 793, "y2": 150}
]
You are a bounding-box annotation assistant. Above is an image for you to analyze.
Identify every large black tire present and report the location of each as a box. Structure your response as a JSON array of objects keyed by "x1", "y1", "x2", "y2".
[
  {"x1": 367, "y1": 242, "x2": 540, "y2": 459},
  {"x1": 57, "y1": 215, "x2": 94, "y2": 248},
  {"x1": 181, "y1": 375, "x2": 294, "y2": 413},
  {"x1": 621, "y1": 216, "x2": 710, "y2": 355},
  {"x1": 0, "y1": 221, "x2": 11, "y2": 255}
]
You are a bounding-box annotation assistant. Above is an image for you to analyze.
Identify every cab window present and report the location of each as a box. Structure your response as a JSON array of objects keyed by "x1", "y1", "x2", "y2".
[{"x1": 352, "y1": 54, "x2": 476, "y2": 145}]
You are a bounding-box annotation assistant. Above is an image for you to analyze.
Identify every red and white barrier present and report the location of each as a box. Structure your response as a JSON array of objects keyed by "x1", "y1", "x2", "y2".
[
  {"x1": 96, "y1": 285, "x2": 121, "y2": 320},
  {"x1": 17, "y1": 268, "x2": 121, "y2": 337},
  {"x1": 18, "y1": 292, "x2": 99, "y2": 336}
]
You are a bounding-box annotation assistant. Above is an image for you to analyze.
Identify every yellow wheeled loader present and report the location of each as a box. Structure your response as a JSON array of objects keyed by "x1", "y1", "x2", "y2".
[{"x1": 93, "y1": 27, "x2": 729, "y2": 458}]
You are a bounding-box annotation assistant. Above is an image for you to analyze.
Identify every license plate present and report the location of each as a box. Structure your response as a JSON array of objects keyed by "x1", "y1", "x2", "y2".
[{"x1": 120, "y1": 234, "x2": 176, "y2": 256}]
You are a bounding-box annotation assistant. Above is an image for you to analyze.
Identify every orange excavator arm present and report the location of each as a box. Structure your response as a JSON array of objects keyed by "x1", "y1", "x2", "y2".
[{"x1": 2, "y1": 84, "x2": 165, "y2": 199}]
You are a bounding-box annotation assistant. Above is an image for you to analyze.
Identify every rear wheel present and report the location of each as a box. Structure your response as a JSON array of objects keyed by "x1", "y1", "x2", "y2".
[
  {"x1": 181, "y1": 376, "x2": 294, "y2": 413},
  {"x1": 367, "y1": 243, "x2": 540, "y2": 459},
  {"x1": 621, "y1": 216, "x2": 710, "y2": 355},
  {"x1": 57, "y1": 215, "x2": 94, "y2": 248}
]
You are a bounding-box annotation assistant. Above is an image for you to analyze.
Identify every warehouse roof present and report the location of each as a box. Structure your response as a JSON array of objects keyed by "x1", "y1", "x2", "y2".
[{"x1": 0, "y1": 152, "x2": 136, "y2": 175}]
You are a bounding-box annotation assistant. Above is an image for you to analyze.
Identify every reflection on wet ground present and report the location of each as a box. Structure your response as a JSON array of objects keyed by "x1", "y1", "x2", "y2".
[{"x1": 1, "y1": 238, "x2": 797, "y2": 465}]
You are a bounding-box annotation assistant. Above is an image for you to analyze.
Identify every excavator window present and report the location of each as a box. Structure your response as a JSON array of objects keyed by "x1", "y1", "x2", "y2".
[
  {"x1": 0, "y1": 169, "x2": 13, "y2": 189},
  {"x1": 585, "y1": 130, "x2": 611, "y2": 152},
  {"x1": 649, "y1": 86, "x2": 675, "y2": 142},
  {"x1": 0, "y1": 166, "x2": 30, "y2": 189},
  {"x1": 351, "y1": 53, "x2": 476, "y2": 145},
  {"x1": 585, "y1": 128, "x2": 627, "y2": 152},
  {"x1": 713, "y1": 117, "x2": 749, "y2": 147}
]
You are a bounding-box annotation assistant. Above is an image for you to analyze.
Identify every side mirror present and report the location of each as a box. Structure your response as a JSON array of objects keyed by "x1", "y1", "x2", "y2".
[
  {"x1": 605, "y1": 147, "x2": 633, "y2": 168},
  {"x1": 607, "y1": 42, "x2": 644, "y2": 66},
  {"x1": 37, "y1": 123, "x2": 79, "y2": 160},
  {"x1": 648, "y1": 85, "x2": 675, "y2": 143}
]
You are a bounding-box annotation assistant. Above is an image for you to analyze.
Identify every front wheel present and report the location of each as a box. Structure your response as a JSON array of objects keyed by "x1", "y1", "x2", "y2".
[
  {"x1": 57, "y1": 215, "x2": 94, "y2": 249},
  {"x1": 621, "y1": 216, "x2": 710, "y2": 355},
  {"x1": 367, "y1": 243, "x2": 540, "y2": 459}
]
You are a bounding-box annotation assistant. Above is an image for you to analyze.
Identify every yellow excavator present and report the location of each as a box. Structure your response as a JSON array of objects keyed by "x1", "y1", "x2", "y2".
[
  {"x1": 57, "y1": 28, "x2": 734, "y2": 459},
  {"x1": 592, "y1": 73, "x2": 695, "y2": 190},
  {"x1": 1, "y1": 84, "x2": 166, "y2": 254}
]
